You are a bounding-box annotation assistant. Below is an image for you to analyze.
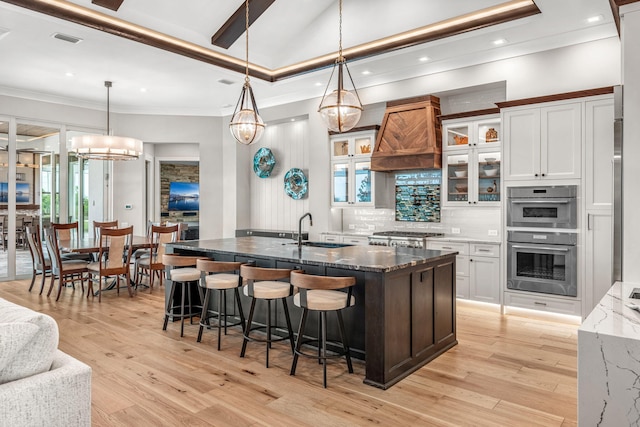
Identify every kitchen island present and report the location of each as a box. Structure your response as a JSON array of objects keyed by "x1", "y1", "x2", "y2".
[{"x1": 166, "y1": 236, "x2": 457, "y2": 389}]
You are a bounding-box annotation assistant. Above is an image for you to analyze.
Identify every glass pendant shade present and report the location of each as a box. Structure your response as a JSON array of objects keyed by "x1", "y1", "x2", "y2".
[
  {"x1": 318, "y1": 88, "x2": 362, "y2": 133},
  {"x1": 229, "y1": 83, "x2": 265, "y2": 145}
]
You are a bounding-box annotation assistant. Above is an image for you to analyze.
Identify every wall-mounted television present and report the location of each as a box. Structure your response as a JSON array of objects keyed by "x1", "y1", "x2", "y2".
[
  {"x1": 168, "y1": 182, "x2": 199, "y2": 211},
  {"x1": 0, "y1": 182, "x2": 30, "y2": 203}
]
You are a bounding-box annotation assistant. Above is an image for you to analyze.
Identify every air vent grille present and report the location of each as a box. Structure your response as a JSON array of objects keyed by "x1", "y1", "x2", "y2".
[
  {"x1": 51, "y1": 32, "x2": 83, "y2": 44},
  {"x1": 217, "y1": 79, "x2": 235, "y2": 85}
]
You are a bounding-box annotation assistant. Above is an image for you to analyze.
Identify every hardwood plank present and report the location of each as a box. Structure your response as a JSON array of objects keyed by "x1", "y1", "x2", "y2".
[{"x1": 0, "y1": 280, "x2": 579, "y2": 426}]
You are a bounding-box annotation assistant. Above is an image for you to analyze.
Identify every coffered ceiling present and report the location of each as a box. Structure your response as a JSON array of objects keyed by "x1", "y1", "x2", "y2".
[{"x1": 0, "y1": 0, "x2": 621, "y2": 116}]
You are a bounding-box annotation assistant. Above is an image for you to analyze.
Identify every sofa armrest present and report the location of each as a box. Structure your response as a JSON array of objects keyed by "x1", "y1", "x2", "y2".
[{"x1": 0, "y1": 350, "x2": 91, "y2": 427}]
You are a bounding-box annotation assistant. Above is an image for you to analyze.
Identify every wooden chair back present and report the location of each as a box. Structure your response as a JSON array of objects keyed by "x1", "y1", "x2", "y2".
[
  {"x1": 166, "y1": 221, "x2": 188, "y2": 240},
  {"x1": 240, "y1": 265, "x2": 292, "y2": 282},
  {"x1": 43, "y1": 227, "x2": 63, "y2": 275},
  {"x1": 97, "y1": 226, "x2": 134, "y2": 276},
  {"x1": 150, "y1": 224, "x2": 179, "y2": 261},
  {"x1": 25, "y1": 224, "x2": 47, "y2": 270},
  {"x1": 51, "y1": 221, "x2": 79, "y2": 242},
  {"x1": 290, "y1": 270, "x2": 355, "y2": 290},
  {"x1": 196, "y1": 259, "x2": 242, "y2": 274},
  {"x1": 93, "y1": 220, "x2": 119, "y2": 240}
]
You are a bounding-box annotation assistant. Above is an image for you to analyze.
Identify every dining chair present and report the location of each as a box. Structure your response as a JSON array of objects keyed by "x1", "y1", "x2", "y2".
[
  {"x1": 43, "y1": 227, "x2": 89, "y2": 301},
  {"x1": 25, "y1": 224, "x2": 51, "y2": 294},
  {"x1": 15, "y1": 215, "x2": 26, "y2": 249},
  {"x1": 51, "y1": 221, "x2": 92, "y2": 261},
  {"x1": 87, "y1": 226, "x2": 134, "y2": 302},
  {"x1": 131, "y1": 220, "x2": 156, "y2": 284},
  {"x1": 92, "y1": 219, "x2": 118, "y2": 240},
  {"x1": 166, "y1": 221, "x2": 188, "y2": 241},
  {"x1": 289, "y1": 270, "x2": 355, "y2": 388},
  {"x1": 136, "y1": 224, "x2": 179, "y2": 291}
]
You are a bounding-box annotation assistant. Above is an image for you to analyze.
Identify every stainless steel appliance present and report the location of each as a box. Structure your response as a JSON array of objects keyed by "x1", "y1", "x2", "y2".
[
  {"x1": 507, "y1": 231, "x2": 577, "y2": 297},
  {"x1": 368, "y1": 231, "x2": 444, "y2": 248},
  {"x1": 613, "y1": 85, "x2": 623, "y2": 282},
  {"x1": 507, "y1": 185, "x2": 577, "y2": 229}
]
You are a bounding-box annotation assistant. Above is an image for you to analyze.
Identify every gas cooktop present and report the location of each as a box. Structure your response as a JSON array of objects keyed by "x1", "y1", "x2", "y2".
[{"x1": 372, "y1": 231, "x2": 444, "y2": 238}]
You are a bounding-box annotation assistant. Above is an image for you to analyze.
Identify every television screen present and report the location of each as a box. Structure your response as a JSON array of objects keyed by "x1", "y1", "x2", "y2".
[{"x1": 168, "y1": 182, "x2": 199, "y2": 211}]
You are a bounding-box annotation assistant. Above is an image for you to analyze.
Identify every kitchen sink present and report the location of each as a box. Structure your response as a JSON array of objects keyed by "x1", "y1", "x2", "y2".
[{"x1": 284, "y1": 241, "x2": 353, "y2": 248}]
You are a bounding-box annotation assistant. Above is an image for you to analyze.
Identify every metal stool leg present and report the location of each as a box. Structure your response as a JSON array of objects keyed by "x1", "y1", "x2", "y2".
[
  {"x1": 163, "y1": 280, "x2": 177, "y2": 331},
  {"x1": 197, "y1": 288, "x2": 211, "y2": 342},
  {"x1": 240, "y1": 298, "x2": 257, "y2": 358},
  {"x1": 337, "y1": 310, "x2": 353, "y2": 373},
  {"x1": 290, "y1": 307, "x2": 309, "y2": 376},
  {"x1": 321, "y1": 311, "x2": 328, "y2": 388}
]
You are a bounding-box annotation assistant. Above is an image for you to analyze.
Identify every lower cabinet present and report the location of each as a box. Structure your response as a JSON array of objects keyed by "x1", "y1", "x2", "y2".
[
  {"x1": 322, "y1": 233, "x2": 370, "y2": 245},
  {"x1": 427, "y1": 240, "x2": 500, "y2": 304}
]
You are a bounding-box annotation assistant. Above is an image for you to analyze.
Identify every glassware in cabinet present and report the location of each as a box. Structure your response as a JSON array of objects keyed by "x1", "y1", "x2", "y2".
[
  {"x1": 476, "y1": 151, "x2": 501, "y2": 202},
  {"x1": 447, "y1": 153, "x2": 469, "y2": 202}
]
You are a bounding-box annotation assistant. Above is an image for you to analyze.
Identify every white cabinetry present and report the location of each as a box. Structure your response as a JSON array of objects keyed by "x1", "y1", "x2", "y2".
[
  {"x1": 427, "y1": 240, "x2": 500, "y2": 303},
  {"x1": 321, "y1": 234, "x2": 370, "y2": 246},
  {"x1": 442, "y1": 117, "x2": 501, "y2": 206},
  {"x1": 469, "y1": 244, "x2": 500, "y2": 303},
  {"x1": 503, "y1": 102, "x2": 581, "y2": 181},
  {"x1": 330, "y1": 129, "x2": 392, "y2": 208},
  {"x1": 583, "y1": 97, "x2": 614, "y2": 313}
]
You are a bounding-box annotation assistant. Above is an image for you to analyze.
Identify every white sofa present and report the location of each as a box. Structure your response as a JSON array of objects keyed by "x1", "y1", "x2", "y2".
[{"x1": 0, "y1": 297, "x2": 91, "y2": 427}]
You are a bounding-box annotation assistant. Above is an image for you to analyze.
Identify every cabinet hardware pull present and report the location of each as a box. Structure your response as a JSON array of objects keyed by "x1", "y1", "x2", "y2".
[
  {"x1": 541, "y1": 173, "x2": 546, "y2": 177},
  {"x1": 478, "y1": 249, "x2": 490, "y2": 252},
  {"x1": 534, "y1": 301, "x2": 547, "y2": 306},
  {"x1": 588, "y1": 213, "x2": 592, "y2": 230}
]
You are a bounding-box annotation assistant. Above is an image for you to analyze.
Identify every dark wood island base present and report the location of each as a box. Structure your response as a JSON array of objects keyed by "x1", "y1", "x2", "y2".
[{"x1": 166, "y1": 236, "x2": 457, "y2": 389}]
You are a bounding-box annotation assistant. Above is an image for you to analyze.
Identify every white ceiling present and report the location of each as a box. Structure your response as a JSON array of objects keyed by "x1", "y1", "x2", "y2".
[{"x1": 0, "y1": 0, "x2": 618, "y2": 117}]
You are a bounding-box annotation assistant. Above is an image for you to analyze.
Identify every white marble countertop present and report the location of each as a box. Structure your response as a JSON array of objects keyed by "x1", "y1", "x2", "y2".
[{"x1": 579, "y1": 281, "x2": 640, "y2": 339}]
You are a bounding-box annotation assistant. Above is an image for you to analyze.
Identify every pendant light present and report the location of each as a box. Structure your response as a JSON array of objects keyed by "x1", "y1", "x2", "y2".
[
  {"x1": 318, "y1": 0, "x2": 363, "y2": 133},
  {"x1": 69, "y1": 81, "x2": 143, "y2": 160},
  {"x1": 229, "y1": 0, "x2": 265, "y2": 145}
]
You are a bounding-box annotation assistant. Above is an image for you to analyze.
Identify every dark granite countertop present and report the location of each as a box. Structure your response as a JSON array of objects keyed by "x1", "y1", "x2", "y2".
[{"x1": 167, "y1": 236, "x2": 458, "y2": 273}]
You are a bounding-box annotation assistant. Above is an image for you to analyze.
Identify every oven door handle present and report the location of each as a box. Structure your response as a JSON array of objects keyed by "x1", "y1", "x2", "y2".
[
  {"x1": 510, "y1": 244, "x2": 570, "y2": 252},
  {"x1": 509, "y1": 199, "x2": 571, "y2": 204}
]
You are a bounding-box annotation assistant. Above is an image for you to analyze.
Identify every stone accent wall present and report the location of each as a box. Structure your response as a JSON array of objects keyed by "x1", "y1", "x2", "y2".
[{"x1": 160, "y1": 162, "x2": 199, "y2": 222}]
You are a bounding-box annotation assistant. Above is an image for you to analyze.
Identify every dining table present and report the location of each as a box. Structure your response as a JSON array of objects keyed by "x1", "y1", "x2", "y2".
[{"x1": 58, "y1": 235, "x2": 151, "y2": 294}]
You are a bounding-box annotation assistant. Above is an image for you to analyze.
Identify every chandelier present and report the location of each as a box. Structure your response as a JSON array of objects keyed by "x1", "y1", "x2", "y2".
[
  {"x1": 229, "y1": 0, "x2": 265, "y2": 145},
  {"x1": 318, "y1": 0, "x2": 363, "y2": 133},
  {"x1": 68, "y1": 81, "x2": 143, "y2": 160}
]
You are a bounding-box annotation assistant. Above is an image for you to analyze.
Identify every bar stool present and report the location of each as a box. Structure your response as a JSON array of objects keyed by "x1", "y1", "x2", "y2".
[
  {"x1": 239, "y1": 264, "x2": 295, "y2": 368},
  {"x1": 162, "y1": 254, "x2": 203, "y2": 337},
  {"x1": 196, "y1": 259, "x2": 246, "y2": 350},
  {"x1": 289, "y1": 270, "x2": 355, "y2": 388}
]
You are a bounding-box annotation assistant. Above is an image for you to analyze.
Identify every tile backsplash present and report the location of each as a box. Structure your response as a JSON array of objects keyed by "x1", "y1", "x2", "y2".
[{"x1": 337, "y1": 206, "x2": 501, "y2": 239}]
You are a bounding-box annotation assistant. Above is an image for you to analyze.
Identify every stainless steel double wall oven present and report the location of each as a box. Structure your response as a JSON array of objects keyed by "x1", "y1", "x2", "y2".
[{"x1": 506, "y1": 185, "x2": 578, "y2": 297}]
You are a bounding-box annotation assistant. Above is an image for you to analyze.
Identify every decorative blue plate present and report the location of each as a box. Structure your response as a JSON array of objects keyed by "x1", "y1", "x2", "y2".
[
  {"x1": 284, "y1": 168, "x2": 308, "y2": 200},
  {"x1": 253, "y1": 147, "x2": 276, "y2": 178}
]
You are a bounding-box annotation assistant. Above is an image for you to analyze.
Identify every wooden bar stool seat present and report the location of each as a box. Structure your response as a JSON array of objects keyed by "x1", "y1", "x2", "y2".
[
  {"x1": 289, "y1": 270, "x2": 355, "y2": 388},
  {"x1": 162, "y1": 255, "x2": 203, "y2": 337},
  {"x1": 239, "y1": 264, "x2": 295, "y2": 368},
  {"x1": 196, "y1": 259, "x2": 246, "y2": 350}
]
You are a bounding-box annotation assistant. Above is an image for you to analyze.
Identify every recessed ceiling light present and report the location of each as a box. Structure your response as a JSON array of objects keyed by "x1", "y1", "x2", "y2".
[
  {"x1": 140, "y1": 88, "x2": 147, "y2": 93},
  {"x1": 65, "y1": 72, "x2": 74, "y2": 77},
  {"x1": 315, "y1": 82, "x2": 323, "y2": 87},
  {"x1": 361, "y1": 70, "x2": 371, "y2": 75},
  {"x1": 290, "y1": 118, "x2": 296, "y2": 122},
  {"x1": 419, "y1": 56, "x2": 430, "y2": 62},
  {"x1": 51, "y1": 32, "x2": 83, "y2": 44},
  {"x1": 492, "y1": 38, "x2": 507, "y2": 46},
  {"x1": 587, "y1": 15, "x2": 603, "y2": 24},
  {"x1": 217, "y1": 78, "x2": 234, "y2": 85}
]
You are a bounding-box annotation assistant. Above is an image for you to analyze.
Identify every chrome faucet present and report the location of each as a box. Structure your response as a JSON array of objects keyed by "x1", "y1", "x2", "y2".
[{"x1": 298, "y1": 213, "x2": 313, "y2": 247}]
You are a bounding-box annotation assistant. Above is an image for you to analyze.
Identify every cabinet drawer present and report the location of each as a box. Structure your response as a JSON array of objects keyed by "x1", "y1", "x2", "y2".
[
  {"x1": 456, "y1": 255, "x2": 470, "y2": 277},
  {"x1": 470, "y1": 243, "x2": 500, "y2": 258},
  {"x1": 342, "y1": 236, "x2": 370, "y2": 245},
  {"x1": 504, "y1": 291, "x2": 581, "y2": 316},
  {"x1": 427, "y1": 241, "x2": 468, "y2": 255},
  {"x1": 322, "y1": 234, "x2": 341, "y2": 243}
]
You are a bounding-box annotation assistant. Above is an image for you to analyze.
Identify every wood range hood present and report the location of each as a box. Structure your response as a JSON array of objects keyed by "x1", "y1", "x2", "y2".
[{"x1": 371, "y1": 95, "x2": 442, "y2": 172}]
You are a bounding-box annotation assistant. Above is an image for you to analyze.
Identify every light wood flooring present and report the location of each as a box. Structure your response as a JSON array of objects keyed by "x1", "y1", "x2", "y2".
[{"x1": 0, "y1": 279, "x2": 579, "y2": 426}]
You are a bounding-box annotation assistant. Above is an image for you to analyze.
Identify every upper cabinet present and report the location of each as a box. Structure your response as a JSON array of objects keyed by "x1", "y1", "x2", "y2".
[
  {"x1": 442, "y1": 117, "x2": 501, "y2": 206},
  {"x1": 330, "y1": 128, "x2": 392, "y2": 208},
  {"x1": 503, "y1": 102, "x2": 581, "y2": 181}
]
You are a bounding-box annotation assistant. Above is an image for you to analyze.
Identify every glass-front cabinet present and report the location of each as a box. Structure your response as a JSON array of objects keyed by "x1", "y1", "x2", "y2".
[
  {"x1": 330, "y1": 128, "x2": 391, "y2": 207},
  {"x1": 443, "y1": 116, "x2": 501, "y2": 206}
]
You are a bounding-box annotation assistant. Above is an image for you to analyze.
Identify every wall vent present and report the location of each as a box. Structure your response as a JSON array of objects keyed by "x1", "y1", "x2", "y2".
[
  {"x1": 217, "y1": 79, "x2": 235, "y2": 85},
  {"x1": 51, "y1": 32, "x2": 83, "y2": 44}
]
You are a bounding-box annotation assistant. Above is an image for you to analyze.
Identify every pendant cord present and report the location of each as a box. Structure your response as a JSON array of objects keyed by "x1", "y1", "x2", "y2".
[
  {"x1": 338, "y1": 0, "x2": 343, "y2": 62},
  {"x1": 245, "y1": 0, "x2": 250, "y2": 84}
]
